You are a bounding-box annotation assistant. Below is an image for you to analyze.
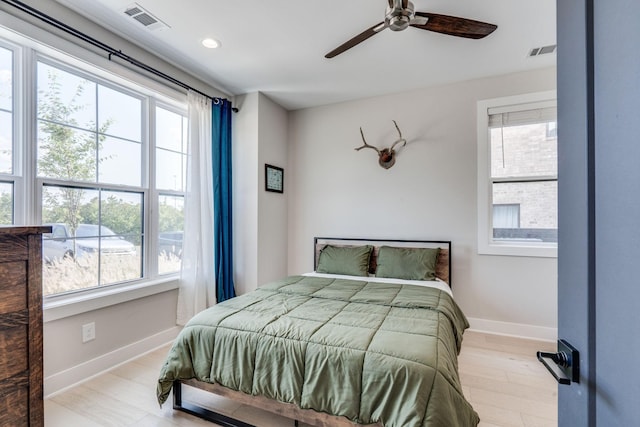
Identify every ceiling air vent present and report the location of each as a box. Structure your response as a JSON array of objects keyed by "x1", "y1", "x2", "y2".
[
  {"x1": 122, "y1": 3, "x2": 169, "y2": 31},
  {"x1": 528, "y1": 44, "x2": 557, "y2": 57}
]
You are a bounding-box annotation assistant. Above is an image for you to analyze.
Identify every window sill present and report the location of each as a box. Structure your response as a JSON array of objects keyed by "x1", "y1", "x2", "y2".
[
  {"x1": 43, "y1": 276, "x2": 180, "y2": 322},
  {"x1": 478, "y1": 241, "x2": 557, "y2": 258}
]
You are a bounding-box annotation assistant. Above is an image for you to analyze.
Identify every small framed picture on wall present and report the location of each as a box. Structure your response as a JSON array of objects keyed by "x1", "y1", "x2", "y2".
[{"x1": 265, "y1": 164, "x2": 284, "y2": 193}]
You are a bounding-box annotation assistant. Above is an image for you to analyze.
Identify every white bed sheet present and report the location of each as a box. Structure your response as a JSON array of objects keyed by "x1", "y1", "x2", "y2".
[{"x1": 302, "y1": 271, "x2": 453, "y2": 297}]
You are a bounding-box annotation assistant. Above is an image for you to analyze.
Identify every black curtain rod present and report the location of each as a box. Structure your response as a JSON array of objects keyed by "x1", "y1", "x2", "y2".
[{"x1": 1, "y1": 0, "x2": 238, "y2": 111}]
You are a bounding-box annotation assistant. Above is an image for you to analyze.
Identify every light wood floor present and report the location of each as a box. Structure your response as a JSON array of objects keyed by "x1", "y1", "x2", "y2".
[{"x1": 44, "y1": 330, "x2": 557, "y2": 427}]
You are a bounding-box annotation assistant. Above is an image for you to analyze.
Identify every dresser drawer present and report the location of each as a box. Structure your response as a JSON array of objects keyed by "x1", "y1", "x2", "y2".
[
  {"x1": 0, "y1": 261, "x2": 27, "y2": 315},
  {"x1": 0, "y1": 325, "x2": 28, "y2": 382},
  {"x1": 0, "y1": 385, "x2": 29, "y2": 427}
]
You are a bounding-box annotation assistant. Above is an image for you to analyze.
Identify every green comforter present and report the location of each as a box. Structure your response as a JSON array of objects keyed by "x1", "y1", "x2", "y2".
[{"x1": 157, "y1": 275, "x2": 479, "y2": 427}]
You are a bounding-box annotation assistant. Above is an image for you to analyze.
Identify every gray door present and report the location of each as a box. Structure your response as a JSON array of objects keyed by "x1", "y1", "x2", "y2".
[{"x1": 557, "y1": 0, "x2": 640, "y2": 424}]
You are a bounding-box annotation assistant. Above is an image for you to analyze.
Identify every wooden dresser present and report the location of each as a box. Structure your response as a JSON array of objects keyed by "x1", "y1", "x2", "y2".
[{"x1": 0, "y1": 226, "x2": 50, "y2": 427}]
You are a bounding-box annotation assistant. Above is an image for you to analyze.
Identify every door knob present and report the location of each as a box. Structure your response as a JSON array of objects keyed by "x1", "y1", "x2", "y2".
[{"x1": 537, "y1": 339, "x2": 580, "y2": 385}]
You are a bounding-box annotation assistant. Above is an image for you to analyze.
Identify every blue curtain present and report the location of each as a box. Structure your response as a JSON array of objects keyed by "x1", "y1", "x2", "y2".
[{"x1": 212, "y1": 99, "x2": 235, "y2": 302}]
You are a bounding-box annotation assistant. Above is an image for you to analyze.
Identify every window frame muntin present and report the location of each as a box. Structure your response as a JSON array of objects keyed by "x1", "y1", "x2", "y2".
[{"x1": 477, "y1": 90, "x2": 558, "y2": 258}]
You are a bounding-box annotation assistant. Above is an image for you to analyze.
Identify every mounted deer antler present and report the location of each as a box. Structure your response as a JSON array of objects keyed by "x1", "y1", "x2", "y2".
[{"x1": 355, "y1": 120, "x2": 407, "y2": 169}]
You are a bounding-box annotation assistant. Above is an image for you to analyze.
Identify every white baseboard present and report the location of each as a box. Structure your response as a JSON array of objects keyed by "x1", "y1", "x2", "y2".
[
  {"x1": 44, "y1": 326, "x2": 181, "y2": 398},
  {"x1": 467, "y1": 317, "x2": 557, "y2": 342}
]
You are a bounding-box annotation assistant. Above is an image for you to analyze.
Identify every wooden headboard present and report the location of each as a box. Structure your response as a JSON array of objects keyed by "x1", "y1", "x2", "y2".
[{"x1": 313, "y1": 237, "x2": 452, "y2": 286}]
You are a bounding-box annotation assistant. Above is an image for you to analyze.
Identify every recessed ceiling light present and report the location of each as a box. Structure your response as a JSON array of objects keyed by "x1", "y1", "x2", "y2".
[{"x1": 201, "y1": 38, "x2": 220, "y2": 49}]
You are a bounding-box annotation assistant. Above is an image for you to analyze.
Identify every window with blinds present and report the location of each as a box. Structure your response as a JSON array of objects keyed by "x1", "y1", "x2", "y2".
[{"x1": 477, "y1": 92, "x2": 557, "y2": 257}]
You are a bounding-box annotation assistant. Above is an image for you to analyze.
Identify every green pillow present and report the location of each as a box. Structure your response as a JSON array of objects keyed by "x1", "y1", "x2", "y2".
[
  {"x1": 375, "y1": 246, "x2": 440, "y2": 281},
  {"x1": 316, "y1": 245, "x2": 373, "y2": 276}
]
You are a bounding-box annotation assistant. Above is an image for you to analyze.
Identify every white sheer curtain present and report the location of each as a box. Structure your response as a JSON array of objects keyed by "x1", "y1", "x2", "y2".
[{"x1": 176, "y1": 91, "x2": 214, "y2": 325}]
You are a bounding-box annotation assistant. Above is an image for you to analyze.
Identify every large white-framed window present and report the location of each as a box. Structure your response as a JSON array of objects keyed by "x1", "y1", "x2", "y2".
[
  {"x1": 0, "y1": 29, "x2": 187, "y2": 300},
  {"x1": 477, "y1": 91, "x2": 557, "y2": 257}
]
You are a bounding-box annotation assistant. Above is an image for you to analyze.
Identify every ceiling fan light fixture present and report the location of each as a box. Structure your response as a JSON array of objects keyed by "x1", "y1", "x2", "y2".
[
  {"x1": 202, "y1": 38, "x2": 220, "y2": 49},
  {"x1": 387, "y1": 15, "x2": 411, "y2": 31}
]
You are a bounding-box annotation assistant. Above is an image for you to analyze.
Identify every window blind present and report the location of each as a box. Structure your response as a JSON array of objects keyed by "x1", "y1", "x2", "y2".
[{"x1": 489, "y1": 106, "x2": 557, "y2": 128}]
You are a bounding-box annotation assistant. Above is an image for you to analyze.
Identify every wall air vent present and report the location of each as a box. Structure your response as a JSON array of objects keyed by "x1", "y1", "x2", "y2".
[
  {"x1": 122, "y1": 3, "x2": 169, "y2": 31},
  {"x1": 528, "y1": 44, "x2": 557, "y2": 57}
]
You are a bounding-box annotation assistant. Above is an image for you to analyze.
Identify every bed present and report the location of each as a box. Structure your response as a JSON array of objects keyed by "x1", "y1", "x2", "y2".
[{"x1": 157, "y1": 237, "x2": 479, "y2": 427}]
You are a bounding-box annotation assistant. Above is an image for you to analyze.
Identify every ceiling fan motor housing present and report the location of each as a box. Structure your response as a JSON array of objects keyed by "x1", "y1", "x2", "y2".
[{"x1": 385, "y1": 0, "x2": 415, "y2": 31}]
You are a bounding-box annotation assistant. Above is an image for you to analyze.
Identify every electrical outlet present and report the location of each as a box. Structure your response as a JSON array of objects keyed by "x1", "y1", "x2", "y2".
[{"x1": 82, "y1": 322, "x2": 95, "y2": 343}]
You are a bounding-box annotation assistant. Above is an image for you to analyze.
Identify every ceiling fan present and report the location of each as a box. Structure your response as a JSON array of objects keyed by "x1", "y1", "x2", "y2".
[{"x1": 325, "y1": 0, "x2": 498, "y2": 58}]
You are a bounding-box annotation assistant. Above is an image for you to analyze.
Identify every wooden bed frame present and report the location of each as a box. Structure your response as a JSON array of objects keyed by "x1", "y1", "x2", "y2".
[
  {"x1": 173, "y1": 379, "x2": 381, "y2": 427},
  {"x1": 172, "y1": 237, "x2": 452, "y2": 427}
]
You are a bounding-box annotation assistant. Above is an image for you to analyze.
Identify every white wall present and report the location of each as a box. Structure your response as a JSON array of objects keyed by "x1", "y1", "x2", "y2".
[
  {"x1": 287, "y1": 67, "x2": 558, "y2": 339},
  {"x1": 43, "y1": 291, "x2": 180, "y2": 396},
  {"x1": 257, "y1": 94, "x2": 289, "y2": 284},
  {"x1": 233, "y1": 93, "x2": 260, "y2": 296},
  {"x1": 233, "y1": 92, "x2": 288, "y2": 295}
]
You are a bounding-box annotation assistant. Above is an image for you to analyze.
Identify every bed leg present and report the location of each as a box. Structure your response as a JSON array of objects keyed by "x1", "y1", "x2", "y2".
[
  {"x1": 294, "y1": 421, "x2": 299, "y2": 427},
  {"x1": 172, "y1": 380, "x2": 256, "y2": 427},
  {"x1": 172, "y1": 380, "x2": 183, "y2": 409}
]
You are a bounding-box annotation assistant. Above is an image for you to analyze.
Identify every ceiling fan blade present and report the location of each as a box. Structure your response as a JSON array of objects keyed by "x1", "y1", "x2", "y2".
[
  {"x1": 411, "y1": 12, "x2": 497, "y2": 39},
  {"x1": 325, "y1": 22, "x2": 386, "y2": 59}
]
